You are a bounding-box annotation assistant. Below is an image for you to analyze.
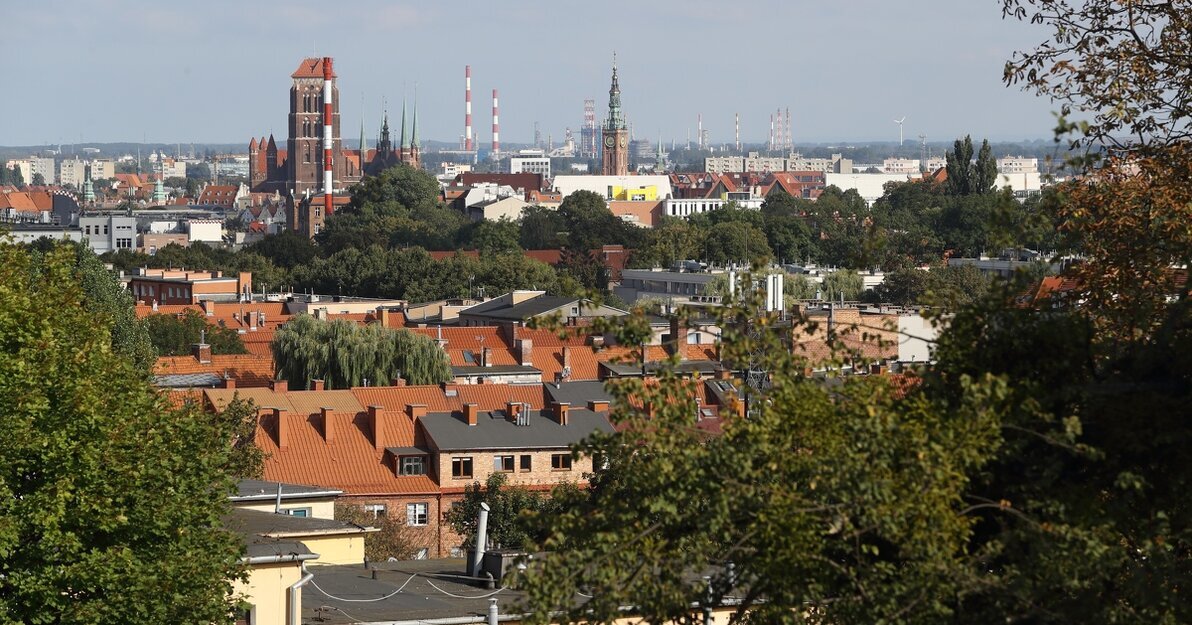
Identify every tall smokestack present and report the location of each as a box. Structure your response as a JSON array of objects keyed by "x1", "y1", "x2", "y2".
[
  {"x1": 785, "y1": 107, "x2": 792, "y2": 151},
  {"x1": 697, "y1": 113, "x2": 703, "y2": 150},
  {"x1": 491, "y1": 88, "x2": 500, "y2": 157},
  {"x1": 465, "y1": 66, "x2": 473, "y2": 151},
  {"x1": 322, "y1": 57, "x2": 334, "y2": 216},
  {"x1": 769, "y1": 114, "x2": 775, "y2": 152},
  {"x1": 735, "y1": 113, "x2": 740, "y2": 152},
  {"x1": 776, "y1": 108, "x2": 783, "y2": 155}
]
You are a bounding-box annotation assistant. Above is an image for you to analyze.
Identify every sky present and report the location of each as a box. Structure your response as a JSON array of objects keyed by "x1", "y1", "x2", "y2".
[{"x1": 1, "y1": 0, "x2": 1062, "y2": 148}]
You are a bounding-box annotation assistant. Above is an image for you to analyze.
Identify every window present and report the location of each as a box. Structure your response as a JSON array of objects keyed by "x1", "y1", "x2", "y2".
[
  {"x1": 285, "y1": 508, "x2": 311, "y2": 517},
  {"x1": 493, "y1": 455, "x2": 514, "y2": 472},
  {"x1": 451, "y1": 456, "x2": 473, "y2": 479},
  {"x1": 520, "y1": 454, "x2": 532, "y2": 472},
  {"x1": 103, "y1": 225, "x2": 109, "y2": 235},
  {"x1": 406, "y1": 502, "x2": 428, "y2": 526},
  {"x1": 551, "y1": 453, "x2": 572, "y2": 471},
  {"x1": 364, "y1": 504, "x2": 386, "y2": 519},
  {"x1": 400, "y1": 456, "x2": 426, "y2": 475}
]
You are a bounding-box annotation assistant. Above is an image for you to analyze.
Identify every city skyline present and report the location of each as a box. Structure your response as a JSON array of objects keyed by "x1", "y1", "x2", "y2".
[{"x1": 2, "y1": 0, "x2": 1060, "y2": 147}]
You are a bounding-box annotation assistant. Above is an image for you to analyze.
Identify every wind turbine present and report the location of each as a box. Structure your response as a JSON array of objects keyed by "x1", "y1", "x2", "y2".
[{"x1": 894, "y1": 116, "x2": 906, "y2": 147}]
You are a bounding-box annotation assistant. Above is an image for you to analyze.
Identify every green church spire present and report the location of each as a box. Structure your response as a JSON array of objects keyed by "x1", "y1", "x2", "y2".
[
  {"x1": 400, "y1": 97, "x2": 410, "y2": 150},
  {"x1": 411, "y1": 89, "x2": 420, "y2": 149},
  {"x1": 605, "y1": 52, "x2": 626, "y2": 131}
]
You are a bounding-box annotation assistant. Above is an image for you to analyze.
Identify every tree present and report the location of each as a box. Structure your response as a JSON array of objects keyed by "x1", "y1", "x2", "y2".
[
  {"x1": 144, "y1": 309, "x2": 249, "y2": 357},
  {"x1": 945, "y1": 135, "x2": 998, "y2": 196},
  {"x1": 820, "y1": 269, "x2": 865, "y2": 302},
  {"x1": 702, "y1": 221, "x2": 772, "y2": 265},
  {"x1": 30, "y1": 172, "x2": 45, "y2": 186},
  {"x1": 518, "y1": 291, "x2": 1006, "y2": 625},
  {"x1": 245, "y1": 229, "x2": 320, "y2": 269},
  {"x1": 28, "y1": 241, "x2": 155, "y2": 371},
  {"x1": 1002, "y1": 0, "x2": 1192, "y2": 154},
  {"x1": 0, "y1": 243, "x2": 245, "y2": 623},
  {"x1": 271, "y1": 316, "x2": 451, "y2": 389},
  {"x1": 445, "y1": 473, "x2": 578, "y2": 552},
  {"x1": 520, "y1": 205, "x2": 568, "y2": 249},
  {"x1": 465, "y1": 218, "x2": 522, "y2": 255},
  {"x1": 334, "y1": 505, "x2": 417, "y2": 561}
]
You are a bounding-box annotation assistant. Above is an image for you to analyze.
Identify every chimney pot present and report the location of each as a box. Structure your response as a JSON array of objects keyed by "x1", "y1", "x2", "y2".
[
  {"x1": 587, "y1": 400, "x2": 609, "y2": 412},
  {"x1": 464, "y1": 403, "x2": 479, "y2": 426},
  {"x1": 517, "y1": 338, "x2": 534, "y2": 367},
  {"x1": 223, "y1": 375, "x2": 236, "y2": 390},
  {"x1": 271, "y1": 379, "x2": 288, "y2": 393},
  {"x1": 311, "y1": 379, "x2": 325, "y2": 391},
  {"x1": 482, "y1": 347, "x2": 493, "y2": 368},
  {"x1": 561, "y1": 346, "x2": 571, "y2": 369}
]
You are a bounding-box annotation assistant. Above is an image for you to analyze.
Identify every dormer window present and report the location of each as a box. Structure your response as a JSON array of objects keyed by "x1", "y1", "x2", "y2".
[{"x1": 400, "y1": 456, "x2": 426, "y2": 476}]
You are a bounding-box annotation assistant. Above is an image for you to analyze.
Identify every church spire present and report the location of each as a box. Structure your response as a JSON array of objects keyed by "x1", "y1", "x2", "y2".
[
  {"x1": 656, "y1": 132, "x2": 665, "y2": 172},
  {"x1": 605, "y1": 52, "x2": 626, "y2": 131},
  {"x1": 411, "y1": 88, "x2": 420, "y2": 149},
  {"x1": 359, "y1": 113, "x2": 366, "y2": 153},
  {"x1": 400, "y1": 97, "x2": 410, "y2": 150}
]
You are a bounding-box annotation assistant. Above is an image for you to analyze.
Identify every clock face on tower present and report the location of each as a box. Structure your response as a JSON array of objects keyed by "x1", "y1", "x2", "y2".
[
  {"x1": 619, "y1": 137, "x2": 627, "y2": 148},
  {"x1": 604, "y1": 136, "x2": 615, "y2": 148}
]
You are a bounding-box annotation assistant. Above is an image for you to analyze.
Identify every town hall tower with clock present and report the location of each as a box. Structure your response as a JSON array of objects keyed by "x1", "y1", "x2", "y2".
[{"x1": 601, "y1": 56, "x2": 630, "y2": 176}]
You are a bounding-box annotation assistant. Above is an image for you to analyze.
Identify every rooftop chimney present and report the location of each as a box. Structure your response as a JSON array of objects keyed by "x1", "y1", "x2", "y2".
[
  {"x1": 201, "y1": 300, "x2": 215, "y2": 316},
  {"x1": 192, "y1": 342, "x2": 211, "y2": 364},
  {"x1": 506, "y1": 401, "x2": 523, "y2": 423},
  {"x1": 320, "y1": 406, "x2": 335, "y2": 443},
  {"x1": 554, "y1": 402, "x2": 570, "y2": 426},
  {"x1": 273, "y1": 408, "x2": 288, "y2": 450},
  {"x1": 587, "y1": 399, "x2": 610, "y2": 412},
  {"x1": 517, "y1": 338, "x2": 533, "y2": 367},
  {"x1": 668, "y1": 317, "x2": 688, "y2": 357},
  {"x1": 482, "y1": 347, "x2": 493, "y2": 368},
  {"x1": 311, "y1": 379, "x2": 325, "y2": 391},
  {"x1": 561, "y1": 346, "x2": 571, "y2": 370},
  {"x1": 270, "y1": 379, "x2": 288, "y2": 393},
  {"x1": 464, "y1": 403, "x2": 479, "y2": 426},
  {"x1": 406, "y1": 404, "x2": 427, "y2": 421},
  {"x1": 222, "y1": 375, "x2": 236, "y2": 390},
  {"x1": 369, "y1": 405, "x2": 385, "y2": 450}
]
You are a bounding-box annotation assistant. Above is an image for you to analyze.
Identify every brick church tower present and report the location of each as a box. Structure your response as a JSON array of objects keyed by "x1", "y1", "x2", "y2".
[
  {"x1": 601, "y1": 55, "x2": 629, "y2": 176},
  {"x1": 288, "y1": 58, "x2": 345, "y2": 197}
]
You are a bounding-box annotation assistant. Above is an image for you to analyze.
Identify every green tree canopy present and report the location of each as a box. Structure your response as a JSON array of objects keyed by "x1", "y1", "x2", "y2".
[
  {"x1": 144, "y1": 309, "x2": 248, "y2": 357},
  {"x1": 271, "y1": 315, "x2": 451, "y2": 389},
  {"x1": 0, "y1": 243, "x2": 245, "y2": 623},
  {"x1": 445, "y1": 473, "x2": 579, "y2": 552}
]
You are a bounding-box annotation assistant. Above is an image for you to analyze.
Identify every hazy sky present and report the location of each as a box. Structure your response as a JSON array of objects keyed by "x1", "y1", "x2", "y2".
[{"x1": 2, "y1": 0, "x2": 1061, "y2": 147}]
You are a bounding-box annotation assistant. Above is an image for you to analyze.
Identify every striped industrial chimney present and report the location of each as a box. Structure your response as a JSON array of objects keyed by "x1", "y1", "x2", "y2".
[
  {"x1": 322, "y1": 57, "x2": 334, "y2": 216},
  {"x1": 465, "y1": 66, "x2": 473, "y2": 151},
  {"x1": 491, "y1": 88, "x2": 500, "y2": 157}
]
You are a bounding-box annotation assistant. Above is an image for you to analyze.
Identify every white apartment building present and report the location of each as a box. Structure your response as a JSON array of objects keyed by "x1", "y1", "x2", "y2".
[
  {"x1": 58, "y1": 159, "x2": 87, "y2": 186},
  {"x1": 79, "y1": 215, "x2": 137, "y2": 254},
  {"x1": 997, "y1": 156, "x2": 1039, "y2": 174},
  {"x1": 788, "y1": 153, "x2": 853, "y2": 174},
  {"x1": 509, "y1": 150, "x2": 551, "y2": 178},
  {"x1": 663, "y1": 195, "x2": 763, "y2": 219},
  {"x1": 924, "y1": 157, "x2": 948, "y2": 172},
  {"x1": 90, "y1": 160, "x2": 116, "y2": 180},
  {"x1": 881, "y1": 158, "x2": 921, "y2": 175},
  {"x1": 743, "y1": 153, "x2": 786, "y2": 173}
]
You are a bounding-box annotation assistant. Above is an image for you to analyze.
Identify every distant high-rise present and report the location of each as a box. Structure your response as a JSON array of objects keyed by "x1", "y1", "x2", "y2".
[
  {"x1": 600, "y1": 56, "x2": 629, "y2": 176},
  {"x1": 580, "y1": 99, "x2": 597, "y2": 159}
]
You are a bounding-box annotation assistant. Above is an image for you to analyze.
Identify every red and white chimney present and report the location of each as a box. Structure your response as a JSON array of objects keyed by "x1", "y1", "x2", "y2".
[
  {"x1": 491, "y1": 89, "x2": 500, "y2": 157},
  {"x1": 465, "y1": 66, "x2": 473, "y2": 151},
  {"x1": 322, "y1": 56, "x2": 334, "y2": 216}
]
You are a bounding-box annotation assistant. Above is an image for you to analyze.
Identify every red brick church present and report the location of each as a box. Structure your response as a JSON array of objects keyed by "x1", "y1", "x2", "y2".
[{"x1": 248, "y1": 58, "x2": 420, "y2": 237}]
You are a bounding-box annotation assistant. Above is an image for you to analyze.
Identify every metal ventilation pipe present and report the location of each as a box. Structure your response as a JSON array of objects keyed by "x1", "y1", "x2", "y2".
[{"x1": 470, "y1": 502, "x2": 491, "y2": 577}]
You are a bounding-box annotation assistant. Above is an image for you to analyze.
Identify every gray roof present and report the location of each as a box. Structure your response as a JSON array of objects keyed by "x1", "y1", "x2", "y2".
[
  {"x1": 244, "y1": 539, "x2": 316, "y2": 562},
  {"x1": 420, "y1": 408, "x2": 614, "y2": 451},
  {"x1": 601, "y1": 360, "x2": 723, "y2": 377},
  {"x1": 153, "y1": 372, "x2": 224, "y2": 388},
  {"x1": 224, "y1": 508, "x2": 372, "y2": 538},
  {"x1": 462, "y1": 295, "x2": 581, "y2": 321},
  {"x1": 450, "y1": 365, "x2": 541, "y2": 376},
  {"x1": 233, "y1": 479, "x2": 343, "y2": 501},
  {"x1": 545, "y1": 380, "x2": 613, "y2": 407}
]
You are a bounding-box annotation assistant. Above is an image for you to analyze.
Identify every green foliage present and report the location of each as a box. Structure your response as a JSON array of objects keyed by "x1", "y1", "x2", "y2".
[
  {"x1": 445, "y1": 473, "x2": 580, "y2": 551},
  {"x1": 30, "y1": 172, "x2": 45, "y2": 186},
  {"x1": 245, "y1": 229, "x2": 320, "y2": 269},
  {"x1": 630, "y1": 217, "x2": 704, "y2": 269},
  {"x1": 318, "y1": 165, "x2": 458, "y2": 254},
  {"x1": 271, "y1": 315, "x2": 450, "y2": 389},
  {"x1": 871, "y1": 265, "x2": 993, "y2": 308},
  {"x1": 465, "y1": 218, "x2": 522, "y2": 255},
  {"x1": 144, "y1": 309, "x2": 248, "y2": 357},
  {"x1": 519, "y1": 205, "x2": 568, "y2": 249},
  {"x1": 334, "y1": 505, "x2": 417, "y2": 561},
  {"x1": 702, "y1": 221, "x2": 772, "y2": 265},
  {"x1": 517, "y1": 285, "x2": 1007, "y2": 624},
  {"x1": 0, "y1": 243, "x2": 245, "y2": 624},
  {"x1": 28, "y1": 241, "x2": 155, "y2": 371},
  {"x1": 557, "y1": 190, "x2": 641, "y2": 251},
  {"x1": 820, "y1": 269, "x2": 866, "y2": 302},
  {"x1": 103, "y1": 241, "x2": 287, "y2": 294},
  {"x1": 946, "y1": 135, "x2": 998, "y2": 196},
  {"x1": 215, "y1": 396, "x2": 267, "y2": 479}
]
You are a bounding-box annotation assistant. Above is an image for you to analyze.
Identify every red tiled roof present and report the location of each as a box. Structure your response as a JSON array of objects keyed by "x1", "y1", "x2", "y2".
[
  {"x1": 154, "y1": 354, "x2": 276, "y2": 387},
  {"x1": 0, "y1": 191, "x2": 39, "y2": 213},
  {"x1": 292, "y1": 57, "x2": 335, "y2": 79}
]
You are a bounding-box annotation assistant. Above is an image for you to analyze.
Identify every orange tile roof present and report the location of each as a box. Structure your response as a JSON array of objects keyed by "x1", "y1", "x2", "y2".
[
  {"x1": 0, "y1": 191, "x2": 39, "y2": 213},
  {"x1": 292, "y1": 57, "x2": 335, "y2": 79},
  {"x1": 408, "y1": 326, "x2": 507, "y2": 351},
  {"x1": 154, "y1": 354, "x2": 275, "y2": 387}
]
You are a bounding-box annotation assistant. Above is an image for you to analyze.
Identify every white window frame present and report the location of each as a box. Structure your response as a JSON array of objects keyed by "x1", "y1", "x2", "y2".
[
  {"x1": 364, "y1": 503, "x2": 387, "y2": 519},
  {"x1": 406, "y1": 502, "x2": 429, "y2": 526}
]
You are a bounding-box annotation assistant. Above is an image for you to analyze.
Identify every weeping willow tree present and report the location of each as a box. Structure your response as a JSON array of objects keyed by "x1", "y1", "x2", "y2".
[{"x1": 271, "y1": 315, "x2": 451, "y2": 389}]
